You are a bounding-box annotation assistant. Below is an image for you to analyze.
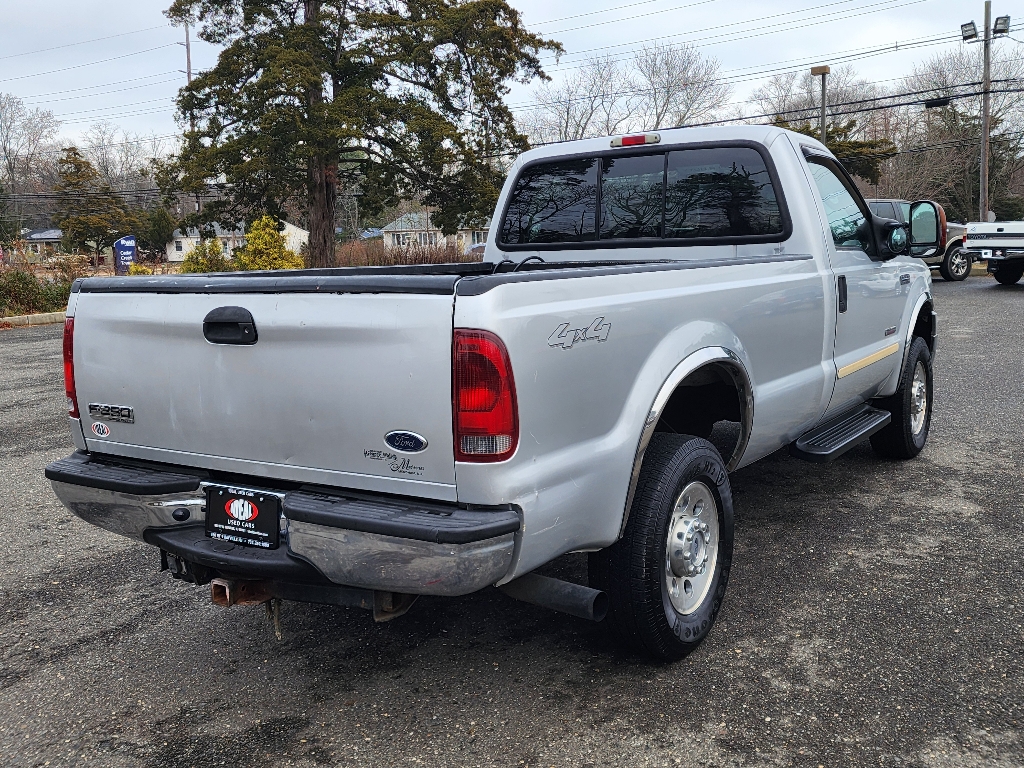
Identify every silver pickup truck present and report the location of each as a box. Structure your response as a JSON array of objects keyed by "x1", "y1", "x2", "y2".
[{"x1": 47, "y1": 126, "x2": 943, "y2": 660}]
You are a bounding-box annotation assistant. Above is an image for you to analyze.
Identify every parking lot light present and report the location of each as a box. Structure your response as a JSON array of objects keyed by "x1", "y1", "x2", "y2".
[
  {"x1": 993, "y1": 15, "x2": 1010, "y2": 35},
  {"x1": 962, "y1": 21, "x2": 978, "y2": 40}
]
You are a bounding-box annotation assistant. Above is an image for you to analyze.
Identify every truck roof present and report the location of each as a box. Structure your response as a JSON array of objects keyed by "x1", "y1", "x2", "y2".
[{"x1": 513, "y1": 125, "x2": 828, "y2": 166}]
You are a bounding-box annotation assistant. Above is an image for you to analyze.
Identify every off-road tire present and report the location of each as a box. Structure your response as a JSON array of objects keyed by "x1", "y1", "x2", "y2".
[
  {"x1": 870, "y1": 336, "x2": 932, "y2": 459},
  {"x1": 993, "y1": 264, "x2": 1024, "y2": 285},
  {"x1": 938, "y1": 245, "x2": 970, "y2": 281},
  {"x1": 589, "y1": 434, "x2": 734, "y2": 661}
]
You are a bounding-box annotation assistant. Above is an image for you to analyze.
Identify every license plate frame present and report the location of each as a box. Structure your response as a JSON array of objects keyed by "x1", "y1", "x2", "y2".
[{"x1": 205, "y1": 485, "x2": 281, "y2": 550}]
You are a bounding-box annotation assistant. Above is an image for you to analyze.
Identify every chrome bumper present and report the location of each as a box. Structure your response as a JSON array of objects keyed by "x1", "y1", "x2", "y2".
[{"x1": 49, "y1": 479, "x2": 516, "y2": 597}]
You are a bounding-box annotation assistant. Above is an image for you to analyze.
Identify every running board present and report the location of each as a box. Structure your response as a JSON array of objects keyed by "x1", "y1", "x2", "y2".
[{"x1": 789, "y1": 405, "x2": 891, "y2": 463}]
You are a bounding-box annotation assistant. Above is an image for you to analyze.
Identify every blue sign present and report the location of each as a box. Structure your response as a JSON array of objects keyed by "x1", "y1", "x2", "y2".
[{"x1": 113, "y1": 236, "x2": 137, "y2": 275}]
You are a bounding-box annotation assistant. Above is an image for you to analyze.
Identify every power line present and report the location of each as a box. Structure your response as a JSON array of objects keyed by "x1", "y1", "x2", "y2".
[
  {"x1": 0, "y1": 44, "x2": 179, "y2": 84},
  {"x1": 24, "y1": 78, "x2": 183, "y2": 106},
  {"x1": 510, "y1": 33, "x2": 966, "y2": 114},
  {"x1": 19, "y1": 72, "x2": 180, "y2": 101},
  {"x1": 530, "y1": 0, "x2": 671, "y2": 27},
  {"x1": 0, "y1": 25, "x2": 170, "y2": 61},
  {"x1": 538, "y1": 0, "x2": 930, "y2": 66},
  {"x1": 52, "y1": 97, "x2": 174, "y2": 120},
  {"x1": 543, "y1": 0, "x2": 722, "y2": 35}
]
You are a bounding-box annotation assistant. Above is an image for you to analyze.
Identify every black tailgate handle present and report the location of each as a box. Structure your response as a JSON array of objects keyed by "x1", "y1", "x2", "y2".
[{"x1": 203, "y1": 306, "x2": 258, "y2": 345}]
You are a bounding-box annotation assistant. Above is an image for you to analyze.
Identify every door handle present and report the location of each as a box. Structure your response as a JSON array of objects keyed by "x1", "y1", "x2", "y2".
[
  {"x1": 837, "y1": 275, "x2": 848, "y2": 314},
  {"x1": 203, "y1": 306, "x2": 258, "y2": 345}
]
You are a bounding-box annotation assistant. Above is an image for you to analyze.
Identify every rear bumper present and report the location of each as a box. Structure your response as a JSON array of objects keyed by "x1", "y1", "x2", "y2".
[
  {"x1": 965, "y1": 247, "x2": 1024, "y2": 263},
  {"x1": 46, "y1": 453, "x2": 519, "y2": 597}
]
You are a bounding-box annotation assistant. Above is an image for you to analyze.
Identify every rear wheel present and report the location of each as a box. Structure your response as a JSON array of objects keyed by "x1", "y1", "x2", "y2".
[
  {"x1": 993, "y1": 263, "x2": 1024, "y2": 285},
  {"x1": 870, "y1": 336, "x2": 932, "y2": 460},
  {"x1": 590, "y1": 434, "x2": 733, "y2": 661},
  {"x1": 938, "y1": 245, "x2": 970, "y2": 281}
]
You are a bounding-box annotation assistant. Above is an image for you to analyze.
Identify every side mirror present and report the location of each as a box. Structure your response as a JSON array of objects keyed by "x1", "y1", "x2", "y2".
[
  {"x1": 908, "y1": 200, "x2": 946, "y2": 257},
  {"x1": 873, "y1": 216, "x2": 908, "y2": 260}
]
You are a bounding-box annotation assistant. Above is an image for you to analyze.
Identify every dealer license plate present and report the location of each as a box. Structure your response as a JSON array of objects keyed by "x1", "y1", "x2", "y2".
[{"x1": 205, "y1": 485, "x2": 281, "y2": 549}]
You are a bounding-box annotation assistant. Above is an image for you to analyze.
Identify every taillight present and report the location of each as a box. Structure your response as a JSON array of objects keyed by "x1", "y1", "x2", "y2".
[
  {"x1": 63, "y1": 317, "x2": 79, "y2": 418},
  {"x1": 453, "y1": 329, "x2": 518, "y2": 462}
]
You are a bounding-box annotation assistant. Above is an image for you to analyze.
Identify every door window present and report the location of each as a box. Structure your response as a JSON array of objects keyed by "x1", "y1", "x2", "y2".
[
  {"x1": 499, "y1": 158, "x2": 598, "y2": 244},
  {"x1": 665, "y1": 147, "x2": 784, "y2": 238},
  {"x1": 807, "y1": 159, "x2": 874, "y2": 256}
]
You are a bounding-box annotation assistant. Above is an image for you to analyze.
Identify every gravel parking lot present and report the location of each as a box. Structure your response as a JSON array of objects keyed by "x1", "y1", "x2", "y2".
[{"x1": 1, "y1": 277, "x2": 1022, "y2": 768}]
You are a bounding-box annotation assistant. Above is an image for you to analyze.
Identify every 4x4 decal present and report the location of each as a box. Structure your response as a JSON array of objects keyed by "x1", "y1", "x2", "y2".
[{"x1": 548, "y1": 317, "x2": 611, "y2": 350}]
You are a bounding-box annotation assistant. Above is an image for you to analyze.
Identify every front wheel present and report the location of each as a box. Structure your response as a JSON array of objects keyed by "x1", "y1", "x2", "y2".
[
  {"x1": 870, "y1": 336, "x2": 933, "y2": 459},
  {"x1": 993, "y1": 263, "x2": 1024, "y2": 285},
  {"x1": 938, "y1": 246, "x2": 971, "y2": 281},
  {"x1": 590, "y1": 434, "x2": 734, "y2": 661}
]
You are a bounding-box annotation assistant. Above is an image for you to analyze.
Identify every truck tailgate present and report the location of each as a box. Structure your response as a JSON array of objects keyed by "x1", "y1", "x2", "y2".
[{"x1": 72, "y1": 289, "x2": 457, "y2": 500}]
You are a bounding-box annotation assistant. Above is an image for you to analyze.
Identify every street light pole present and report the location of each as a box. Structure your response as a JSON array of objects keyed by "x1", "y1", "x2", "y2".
[
  {"x1": 980, "y1": 1, "x2": 992, "y2": 222},
  {"x1": 811, "y1": 65, "x2": 830, "y2": 143}
]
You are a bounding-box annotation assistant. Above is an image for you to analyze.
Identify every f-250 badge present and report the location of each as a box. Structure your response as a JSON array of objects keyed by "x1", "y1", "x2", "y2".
[{"x1": 548, "y1": 317, "x2": 611, "y2": 350}]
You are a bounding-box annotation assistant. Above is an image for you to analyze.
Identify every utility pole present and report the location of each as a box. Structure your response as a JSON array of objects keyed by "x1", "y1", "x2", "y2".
[
  {"x1": 811, "y1": 65, "x2": 830, "y2": 143},
  {"x1": 184, "y1": 21, "x2": 193, "y2": 84},
  {"x1": 963, "y1": 4, "x2": 1011, "y2": 222},
  {"x1": 980, "y1": 0, "x2": 991, "y2": 223}
]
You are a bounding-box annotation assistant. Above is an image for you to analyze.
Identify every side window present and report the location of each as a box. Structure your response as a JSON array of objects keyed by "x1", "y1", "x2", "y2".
[
  {"x1": 806, "y1": 159, "x2": 873, "y2": 255},
  {"x1": 500, "y1": 158, "x2": 598, "y2": 244},
  {"x1": 665, "y1": 147, "x2": 784, "y2": 238},
  {"x1": 869, "y1": 201, "x2": 896, "y2": 219},
  {"x1": 899, "y1": 202, "x2": 910, "y2": 222},
  {"x1": 600, "y1": 154, "x2": 665, "y2": 239}
]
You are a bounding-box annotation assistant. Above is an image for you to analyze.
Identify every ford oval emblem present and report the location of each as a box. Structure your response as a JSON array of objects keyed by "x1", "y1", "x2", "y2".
[{"x1": 384, "y1": 431, "x2": 428, "y2": 453}]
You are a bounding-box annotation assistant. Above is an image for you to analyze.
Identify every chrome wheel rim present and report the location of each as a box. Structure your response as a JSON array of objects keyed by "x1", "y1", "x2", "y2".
[
  {"x1": 949, "y1": 249, "x2": 969, "y2": 277},
  {"x1": 910, "y1": 361, "x2": 928, "y2": 436},
  {"x1": 665, "y1": 481, "x2": 719, "y2": 615}
]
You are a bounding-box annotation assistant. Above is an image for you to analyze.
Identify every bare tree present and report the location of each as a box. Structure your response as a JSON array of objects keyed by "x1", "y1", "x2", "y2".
[
  {"x1": 0, "y1": 94, "x2": 60, "y2": 193},
  {"x1": 520, "y1": 56, "x2": 636, "y2": 144},
  {"x1": 872, "y1": 47, "x2": 1024, "y2": 221},
  {"x1": 631, "y1": 42, "x2": 730, "y2": 130},
  {"x1": 519, "y1": 43, "x2": 729, "y2": 144},
  {"x1": 751, "y1": 65, "x2": 878, "y2": 128}
]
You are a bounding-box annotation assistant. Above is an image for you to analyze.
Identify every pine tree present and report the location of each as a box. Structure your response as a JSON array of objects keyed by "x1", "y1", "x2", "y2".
[
  {"x1": 160, "y1": 0, "x2": 560, "y2": 267},
  {"x1": 54, "y1": 148, "x2": 135, "y2": 264}
]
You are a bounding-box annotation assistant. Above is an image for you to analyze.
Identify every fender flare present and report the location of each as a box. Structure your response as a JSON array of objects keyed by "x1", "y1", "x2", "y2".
[
  {"x1": 618, "y1": 346, "x2": 753, "y2": 538},
  {"x1": 905, "y1": 291, "x2": 934, "y2": 358}
]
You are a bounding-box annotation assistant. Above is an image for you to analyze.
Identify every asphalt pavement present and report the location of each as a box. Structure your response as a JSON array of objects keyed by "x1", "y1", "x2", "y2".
[{"x1": 1, "y1": 275, "x2": 1022, "y2": 768}]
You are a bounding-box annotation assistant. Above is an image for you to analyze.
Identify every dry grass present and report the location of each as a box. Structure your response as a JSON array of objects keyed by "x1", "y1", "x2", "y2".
[{"x1": 335, "y1": 239, "x2": 483, "y2": 267}]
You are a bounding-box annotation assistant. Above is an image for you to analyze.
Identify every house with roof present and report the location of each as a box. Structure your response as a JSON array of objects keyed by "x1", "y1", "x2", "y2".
[
  {"x1": 381, "y1": 212, "x2": 489, "y2": 253},
  {"x1": 166, "y1": 221, "x2": 309, "y2": 262},
  {"x1": 23, "y1": 228, "x2": 64, "y2": 256}
]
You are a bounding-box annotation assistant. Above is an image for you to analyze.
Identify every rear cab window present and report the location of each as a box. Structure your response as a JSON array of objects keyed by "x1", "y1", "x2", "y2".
[{"x1": 498, "y1": 142, "x2": 790, "y2": 251}]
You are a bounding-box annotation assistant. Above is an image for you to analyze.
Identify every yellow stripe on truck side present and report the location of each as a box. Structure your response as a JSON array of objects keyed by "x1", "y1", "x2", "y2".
[{"x1": 837, "y1": 343, "x2": 900, "y2": 379}]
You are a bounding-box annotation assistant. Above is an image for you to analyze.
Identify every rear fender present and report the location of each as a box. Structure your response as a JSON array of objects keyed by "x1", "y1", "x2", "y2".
[{"x1": 619, "y1": 346, "x2": 753, "y2": 538}]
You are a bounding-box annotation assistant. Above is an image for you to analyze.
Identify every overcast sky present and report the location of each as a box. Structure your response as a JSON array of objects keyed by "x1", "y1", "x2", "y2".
[{"x1": 0, "y1": 0, "x2": 1012, "y2": 144}]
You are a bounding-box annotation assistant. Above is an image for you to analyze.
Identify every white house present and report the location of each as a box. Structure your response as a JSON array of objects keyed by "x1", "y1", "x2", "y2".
[
  {"x1": 166, "y1": 221, "x2": 309, "y2": 262},
  {"x1": 381, "y1": 212, "x2": 489, "y2": 253}
]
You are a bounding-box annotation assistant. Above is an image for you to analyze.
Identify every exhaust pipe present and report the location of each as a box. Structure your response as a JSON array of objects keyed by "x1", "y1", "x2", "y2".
[{"x1": 499, "y1": 573, "x2": 608, "y2": 622}]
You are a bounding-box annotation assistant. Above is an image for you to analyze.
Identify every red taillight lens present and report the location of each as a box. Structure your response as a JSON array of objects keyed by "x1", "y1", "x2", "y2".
[
  {"x1": 621, "y1": 135, "x2": 646, "y2": 146},
  {"x1": 453, "y1": 329, "x2": 518, "y2": 462},
  {"x1": 63, "y1": 317, "x2": 79, "y2": 418}
]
